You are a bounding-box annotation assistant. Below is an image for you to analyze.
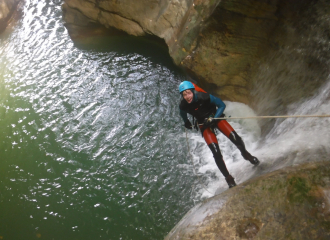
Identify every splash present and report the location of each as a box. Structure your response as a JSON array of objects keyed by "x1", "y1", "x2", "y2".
[
  {"x1": 188, "y1": 79, "x2": 330, "y2": 198},
  {"x1": 185, "y1": 102, "x2": 261, "y2": 199},
  {"x1": 186, "y1": 0, "x2": 330, "y2": 199}
]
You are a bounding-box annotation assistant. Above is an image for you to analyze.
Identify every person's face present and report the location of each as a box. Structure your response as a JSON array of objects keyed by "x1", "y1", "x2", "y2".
[{"x1": 182, "y1": 90, "x2": 193, "y2": 103}]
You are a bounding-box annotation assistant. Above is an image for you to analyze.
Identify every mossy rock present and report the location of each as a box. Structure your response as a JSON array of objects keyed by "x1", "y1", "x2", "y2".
[{"x1": 165, "y1": 161, "x2": 330, "y2": 240}]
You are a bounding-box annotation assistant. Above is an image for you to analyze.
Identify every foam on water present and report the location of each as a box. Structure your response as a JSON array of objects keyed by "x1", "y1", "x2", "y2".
[
  {"x1": 184, "y1": 101, "x2": 261, "y2": 199},
  {"x1": 185, "y1": 79, "x2": 330, "y2": 199}
]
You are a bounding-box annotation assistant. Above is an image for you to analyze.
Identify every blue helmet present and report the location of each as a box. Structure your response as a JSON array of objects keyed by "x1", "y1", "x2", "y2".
[{"x1": 179, "y1": 81, "x2": 195, "y2": 93}]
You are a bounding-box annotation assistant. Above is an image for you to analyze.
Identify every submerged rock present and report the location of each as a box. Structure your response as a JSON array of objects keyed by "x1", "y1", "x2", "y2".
[{"x1": 165, "y1": 161, "x2": 330, "y2": 240}]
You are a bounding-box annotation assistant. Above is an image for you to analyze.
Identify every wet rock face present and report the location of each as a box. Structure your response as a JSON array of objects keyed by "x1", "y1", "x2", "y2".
[
  {"x1": 62, "y1": 0, "x2": 330, "y2": 130},
  {"x1": 61, "y1": 0, "x2": 321, "y2": 106},
  {"x1": 61, "y1": 0, "x2": 221, "y2": 74},
  {"x1": 180, "y1": 0, "x2": 281, "y2": 103},
  {"x1": 236, "y1": 218, "x2": 261, "y2": 239},
  {"x1": 0, "y1": 0, "x2": 21, "y2": 33},
  {"x1": 165, "y1": 161, "x2": 330, "y2": 240},
  {"x1": 62, "y1": 0, "x2": 218, "y2": 44}
]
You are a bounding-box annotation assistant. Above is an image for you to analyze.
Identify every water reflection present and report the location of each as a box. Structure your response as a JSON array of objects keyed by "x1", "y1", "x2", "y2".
[{"x1": 0, "y1": 1, "x2": 196, "y2": 239}]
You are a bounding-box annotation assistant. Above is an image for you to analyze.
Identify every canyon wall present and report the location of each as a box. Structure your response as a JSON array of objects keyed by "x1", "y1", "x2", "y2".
[
  {"x1": 0, "y1": 0, "x2": 21, "y2": 33},
  {"x1": 62, "y1": 0, "x2": 324, "y2": 107}
]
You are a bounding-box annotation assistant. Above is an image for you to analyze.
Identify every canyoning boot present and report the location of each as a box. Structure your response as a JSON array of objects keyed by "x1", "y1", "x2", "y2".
[
  {"x1": 225, "y1": 175, "x2": 237, "y2": 188},
  {"x1": 229, "y1": 131, "x2": 260, "y2": 166},
  {"x1": 242, "y1": 152, "x2": 260, "y2": 166},
  {"x1": 249, "y1": 156, "x2": 260, "y2": 165}
]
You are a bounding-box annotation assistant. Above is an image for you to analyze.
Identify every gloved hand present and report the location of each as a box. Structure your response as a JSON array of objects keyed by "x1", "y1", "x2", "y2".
[
  {"x1": 203, "y1": 117, "x2": 215, "y2": 127},
  {"x1": 184, "y1": 120, "x2": 192, "y2": 129}
]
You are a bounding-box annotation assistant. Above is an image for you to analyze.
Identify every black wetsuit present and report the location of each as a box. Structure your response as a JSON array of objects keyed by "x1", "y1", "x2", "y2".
[{"x1": 179, "y1": 91, "x2": 257, "y2": 178}]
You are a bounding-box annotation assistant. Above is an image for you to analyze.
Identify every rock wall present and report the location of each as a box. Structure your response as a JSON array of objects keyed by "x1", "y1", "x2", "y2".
[
  {"x1": 62, "y1": 0, "x2": 218, "y2": 48},
  {"x1": 0, "y1": 0, "x2": 21, "y2": 33},
  {"x1": 165, "y1": 161, "x2": 330, "y2": 240},
  {"x1": 61, "y1": 0, "x2": 320, "y2": 105},
  {"x1": 180, "y1": 0, "x2": 282, "y2": 103}
]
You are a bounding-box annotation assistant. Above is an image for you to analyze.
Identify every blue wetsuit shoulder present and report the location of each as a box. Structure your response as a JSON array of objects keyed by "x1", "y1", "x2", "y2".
[{"x1": 209, "y1": 94, "x2": 226, "y2": 118}]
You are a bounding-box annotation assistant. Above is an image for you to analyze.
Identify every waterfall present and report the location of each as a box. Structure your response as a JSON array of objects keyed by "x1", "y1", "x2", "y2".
[{"x1": 189, "y1": 0, "x2": 330, "y2": 198}]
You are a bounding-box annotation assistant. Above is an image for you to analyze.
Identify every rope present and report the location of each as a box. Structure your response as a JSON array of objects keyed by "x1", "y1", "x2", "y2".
[
  {"x1": 214, "y1": 114, "x2": 330, "y2": 120},
  {"x1": 196, "y1": 114, "x2": 330, "y2": 125},
  {"x1": 185, "y1": 129, "x2": 212, "y2": 194},
  {"x1": 184, "y1": 114, "x2": 330, "y2": 192}
]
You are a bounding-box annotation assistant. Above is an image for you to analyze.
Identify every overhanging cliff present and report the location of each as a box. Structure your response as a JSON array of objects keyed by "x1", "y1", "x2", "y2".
[{"x1": 62, "y1": 0, "x2": 326, "y2": 107}]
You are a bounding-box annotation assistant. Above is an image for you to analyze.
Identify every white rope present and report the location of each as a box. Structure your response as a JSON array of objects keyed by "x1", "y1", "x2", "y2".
[
  {"x1": 214, "y1": 114, "x2": 330, "y2": 120},
  {"x1": 196, "y1": 114, "x2": 330, "y2": 125}
]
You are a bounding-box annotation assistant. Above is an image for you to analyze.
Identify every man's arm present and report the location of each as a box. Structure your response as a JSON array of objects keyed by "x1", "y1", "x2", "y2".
[
  {"x1": 179, "y1": 108, "x2": 193, "y2": 129},
  {"x1": 179, "y1": 108, "x2": 188, "y2": 122},
  {"x1": 210, "y1": 94, "x2": 226, "y2": 118}
]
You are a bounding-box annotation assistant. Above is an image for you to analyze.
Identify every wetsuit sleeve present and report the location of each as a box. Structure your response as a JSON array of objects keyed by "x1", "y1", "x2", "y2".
[
  {"x1": 210, "y1": 94, "x2": 226, "y2": 118},
  {"x1": 179, "y1": 108, "x2": 188, "y2": 123}
]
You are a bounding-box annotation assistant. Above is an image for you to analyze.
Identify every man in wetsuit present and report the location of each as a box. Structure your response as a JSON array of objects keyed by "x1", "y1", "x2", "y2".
[{"x1": 179, "y1": 81, "x2": 259, "y2": 188}]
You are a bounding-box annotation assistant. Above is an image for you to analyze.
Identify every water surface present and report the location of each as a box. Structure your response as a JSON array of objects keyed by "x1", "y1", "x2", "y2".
[{"x1": 0, "y1": 1, "x2": 198, "y2": 239}]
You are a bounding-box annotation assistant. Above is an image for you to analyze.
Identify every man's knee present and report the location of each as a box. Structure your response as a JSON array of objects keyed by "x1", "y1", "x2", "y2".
[
  {"x1": 229, "y1": 131, "x2": 245, "y2": 150},
  {"x1": 208, "y1": 143, "x2": 222, "y2": 157}
]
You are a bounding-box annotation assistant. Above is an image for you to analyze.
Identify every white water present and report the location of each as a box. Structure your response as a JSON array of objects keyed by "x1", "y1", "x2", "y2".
[
  {"x1": 180, "y1": 0, "x2": 330, "y2": 200},
  {"x1": 184, "y1": 78, "x2": 330, "y2": 199},
  {"x1": 262, "y1": 79, "x2": 330, "y2": 168},
  {"x1": 183, "y1": 101, "x2": 260, "y2": 198}
]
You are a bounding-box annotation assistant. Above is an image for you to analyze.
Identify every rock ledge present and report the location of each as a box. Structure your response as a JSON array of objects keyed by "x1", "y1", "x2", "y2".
[{"x1": 165, "y1": 161, "x2": 330, "y2": 240}]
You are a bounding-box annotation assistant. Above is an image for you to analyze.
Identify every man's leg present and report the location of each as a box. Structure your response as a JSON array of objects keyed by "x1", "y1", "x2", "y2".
[
  {"x1": 202, "y1": 127, "x2": 236, "y2": 188},
  {"x1": 216, "y1": 120, "x2": 260, "y2": 165}
]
